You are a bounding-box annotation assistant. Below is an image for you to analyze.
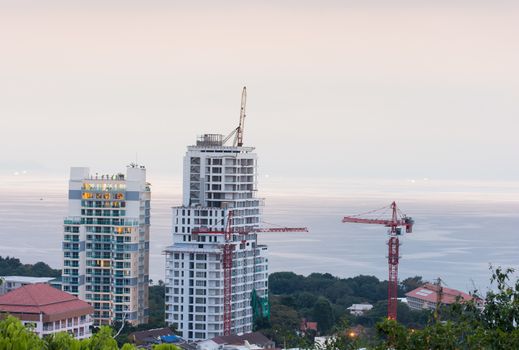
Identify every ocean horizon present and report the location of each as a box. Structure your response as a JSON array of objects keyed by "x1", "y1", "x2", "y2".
[{"x1": 1, "y1": 174, "x2": 518, "y2": 293}]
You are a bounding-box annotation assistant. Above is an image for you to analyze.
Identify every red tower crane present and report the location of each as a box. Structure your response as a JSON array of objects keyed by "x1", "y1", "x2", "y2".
[
  {"x1": 342, "y1": 201, "x2": 414, "y2": 320},
  {"x1": 193, "y1": 212, "x2": 308, "y2": 335}
]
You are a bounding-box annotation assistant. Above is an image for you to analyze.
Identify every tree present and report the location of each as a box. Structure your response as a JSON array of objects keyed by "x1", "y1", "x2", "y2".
[
  {"x1": 478, "y1": 266, "x2": 519, "y2": 332},
  {"x1": 266, "y1": 271, "x2": 430, "y2": 339},
  {"x1": 318, "y1": 319, "x2": 362, "y2": 350},
  {"x1": 153, "y1": 344, "x2": 180, "y2": 350},
  {"x1": 0, "y1": 315, "x2": 44, "y2": 350},
  {"x1": 0, "y1": 256, "x2": 60, "y2": 277},
  {"x1": 374, "y1": 266, "x2": 519, "y2": 349},
  {"x1": 86, "y1": 326, "x2": 119, "y2": 350},
  {"x1": 269, "y1": 272, "x2": 305, "y2": 294},
  {"x1": 0, "y1": 316, "x2": 156, "y2": 349},
  {"x1": 313, "y1": 297, "x2": 334, "y2": 334},
  {"x1": 45, "y1": 331, "x2": 82, "y2": 350},
  {"x1": 256, "y1": 297, "x2": 302, "y2": 348},
  {"x1": 148, "y1": 284, "x2": 166, "y2": 327},
  {"x1": 293, "y1": 292, "x2": 317, "y2": 309},
  {"x1": 400, "y1": 276, "x2": 424, "y2": 294}
]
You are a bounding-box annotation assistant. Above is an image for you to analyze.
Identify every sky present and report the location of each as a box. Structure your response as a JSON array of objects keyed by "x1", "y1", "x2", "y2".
[{"x1": 1, "y1": 1, "x2": 518, "y2": 182}]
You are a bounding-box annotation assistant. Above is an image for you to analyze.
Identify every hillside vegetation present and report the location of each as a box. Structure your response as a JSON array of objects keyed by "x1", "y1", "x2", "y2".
[
  {"x1": 256, "y1": 272, "x2": 430, "y2": 346},
  {"x1": 0, "y1": 256, "x2": 61, "y2": 278}
]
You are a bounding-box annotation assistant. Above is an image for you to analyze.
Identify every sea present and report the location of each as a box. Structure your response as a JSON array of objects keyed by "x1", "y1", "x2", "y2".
[{"x1": 1, "y1": 175, "x2": 519, "y2": 293}]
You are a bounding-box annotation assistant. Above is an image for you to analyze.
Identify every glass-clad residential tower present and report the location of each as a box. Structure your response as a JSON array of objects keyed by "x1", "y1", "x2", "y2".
[
  {"x1": 164, "y1": 134, "x2": 268, "y2": 341},
  {"x1": 62, "y1": 165, "x2": 150, "y2": 326}
]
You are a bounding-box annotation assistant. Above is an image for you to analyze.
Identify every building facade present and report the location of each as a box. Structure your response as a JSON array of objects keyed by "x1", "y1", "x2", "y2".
[
  {"x1": 405, "y1": 283, "x2": 473, "y2": 311},
  {"x1": 165, "y1": 134, "x2": 268, "y2": 341},
  {"x1": 61, "y1": 165, "x2": 150, "y2": 325},
  {"x1": 0, "y1": 284, "x2": 94, "y2": 339}
]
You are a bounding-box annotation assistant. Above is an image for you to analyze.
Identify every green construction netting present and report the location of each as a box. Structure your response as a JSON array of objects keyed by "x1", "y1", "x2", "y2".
[{"x1": 251, "y1": 289, "x2": 270, "y2": 320}]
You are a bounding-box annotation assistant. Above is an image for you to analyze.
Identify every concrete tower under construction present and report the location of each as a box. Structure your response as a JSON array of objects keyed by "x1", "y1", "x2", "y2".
[{"x1": 164, "y1": 88, "x2": 269, "y2": 341}]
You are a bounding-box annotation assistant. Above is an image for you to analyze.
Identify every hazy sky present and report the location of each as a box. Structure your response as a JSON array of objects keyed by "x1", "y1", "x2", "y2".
[{"x1": 1, "y1": 1, "x2": 518, "y2": 181}]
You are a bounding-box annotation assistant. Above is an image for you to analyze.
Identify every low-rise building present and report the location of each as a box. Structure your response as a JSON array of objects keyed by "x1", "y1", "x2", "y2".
[
  {"x1": 0, "y1": 276, "x2": 58, "y2": 295},
  {"x1": 300, "y1": 319, "x2": 318, "y2": 333},
  {"x1": 197, "y1": 332, "x2": 276, "y2": 350},
  {"x1": 0, "y1": 283, "x2": 94, "y2": 339},
  {"x1": 347, "y1": 303, "x2": 373, "y2": 316},
  {"x1": 405, "y1": 283, "x2": 472, "y2": 311},
  {"x1": 128, "y1": 327, "x2": 181, "y2": 346}
]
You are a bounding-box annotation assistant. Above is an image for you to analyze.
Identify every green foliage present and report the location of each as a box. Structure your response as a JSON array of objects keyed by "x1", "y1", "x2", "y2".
[
  {"x1": 317, "y1": 319, "x2": 361, "y2": 350},
  {"x1": 400, "y1": 276, "x2": 424, "y2": 294},
  {"x1": 264, "y1": 267, "x2": 519, "y2": 348},
  {"x1": 0, "y1": 316, "x2": 147, "y2": 350},
  {"x1": 480, "y1": 266, "x2": 519, "y2": 331},
  {"x1": 153, "y1": 344, "x2": 180, "y2": 350},
  {"x1": 375, "y1": 318, "x2": 519, "y2": 350},
  {"x1": 373, "y1": 266, "x2": 519, "y2": 350},
  {"x1": 257, "y1": 297, "x2": 301, "y2": 347},
  {"x1": 0, "y1": 256, "x2": 61, "y2": 278},
  {"x1": 266, "y1": 271, "x2": 428, "y2": 339},
  {"x1": 148, "y1": 282, "x2": 166, "y2": 328},
  {"x1": 270, "y1": 272, "x2": 396, "y2": 309},
  {"x1": 0, "y1": 315, "x2": 44, "y2": 350},
  {"x1": 120, "y1": 344, "x2": 137, "y2": 350},
  {"x1": 355, "y1": 300, "x2": 430, "y2": 329},
  {"x1": 84, "y1": 326, "x2": 119, "y2": 350},
  {"x1": 45, "y1": 331, "x2": 82, "y2": 350},
  {"x1": 313, "y1": 297, "x2": 334, "y2": 333}
]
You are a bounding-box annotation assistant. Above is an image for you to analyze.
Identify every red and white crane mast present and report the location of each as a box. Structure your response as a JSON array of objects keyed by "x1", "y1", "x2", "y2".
[{"x1": 342, "y1": 201, "x2": 414, "y2": 320}]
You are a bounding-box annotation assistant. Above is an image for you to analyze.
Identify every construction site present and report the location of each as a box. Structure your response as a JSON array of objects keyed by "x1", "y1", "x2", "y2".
[
  {"x1": 161, "y1": 87, "x2": 427, "y2": 342},
  {"x1": 163, "y1": 88, "x2": 308, "y2": 341}
]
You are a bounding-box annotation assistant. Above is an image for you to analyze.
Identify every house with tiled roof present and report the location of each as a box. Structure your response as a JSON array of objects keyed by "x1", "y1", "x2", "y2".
[
  {"x1": 0, "y1": 283, "x2": 93, "y2": 339},
  {"x1": 405, "y1": 283, "x2": 473, "y2": 311},
  {"x1": 0, "y1": 276, "x2": 59, "y2": 295},
  {"x1": 300, "y1": 318, "x2": 318, "y2": 333}
]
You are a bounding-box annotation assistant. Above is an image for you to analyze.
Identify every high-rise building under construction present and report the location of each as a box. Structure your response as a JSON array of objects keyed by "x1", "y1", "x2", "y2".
[{"x1": 164, "y1": 89, "x2": 269, "y2": 341}]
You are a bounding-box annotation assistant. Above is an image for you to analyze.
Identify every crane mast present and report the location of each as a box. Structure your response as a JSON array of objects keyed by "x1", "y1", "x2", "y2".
[
  {"x1": 236, "y1": 87, "x2": 246, "y2": 147},
  {"x1": 342, "y1": 201, "x2": 414, "y2": 320},
  {"x1": 222, "y1": 86, "x2": 247, "y2": 147},
  {"x1": 222, "y1": 211, "x2": 234, "y2": 335}
]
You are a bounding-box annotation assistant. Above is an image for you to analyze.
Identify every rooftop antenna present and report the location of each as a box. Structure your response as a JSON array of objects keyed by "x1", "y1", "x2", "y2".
[{"x1": 223, "y1": 86, "x2": 247, "y2": 146}]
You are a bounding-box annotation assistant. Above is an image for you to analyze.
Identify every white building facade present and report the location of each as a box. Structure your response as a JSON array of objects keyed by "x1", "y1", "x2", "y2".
[
  {"x1": 165, "y1": 134, "x2": 269, "y2": 341},
  {"x1": 61, "y1": 164, "x2": 150, "y2": 326}
]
